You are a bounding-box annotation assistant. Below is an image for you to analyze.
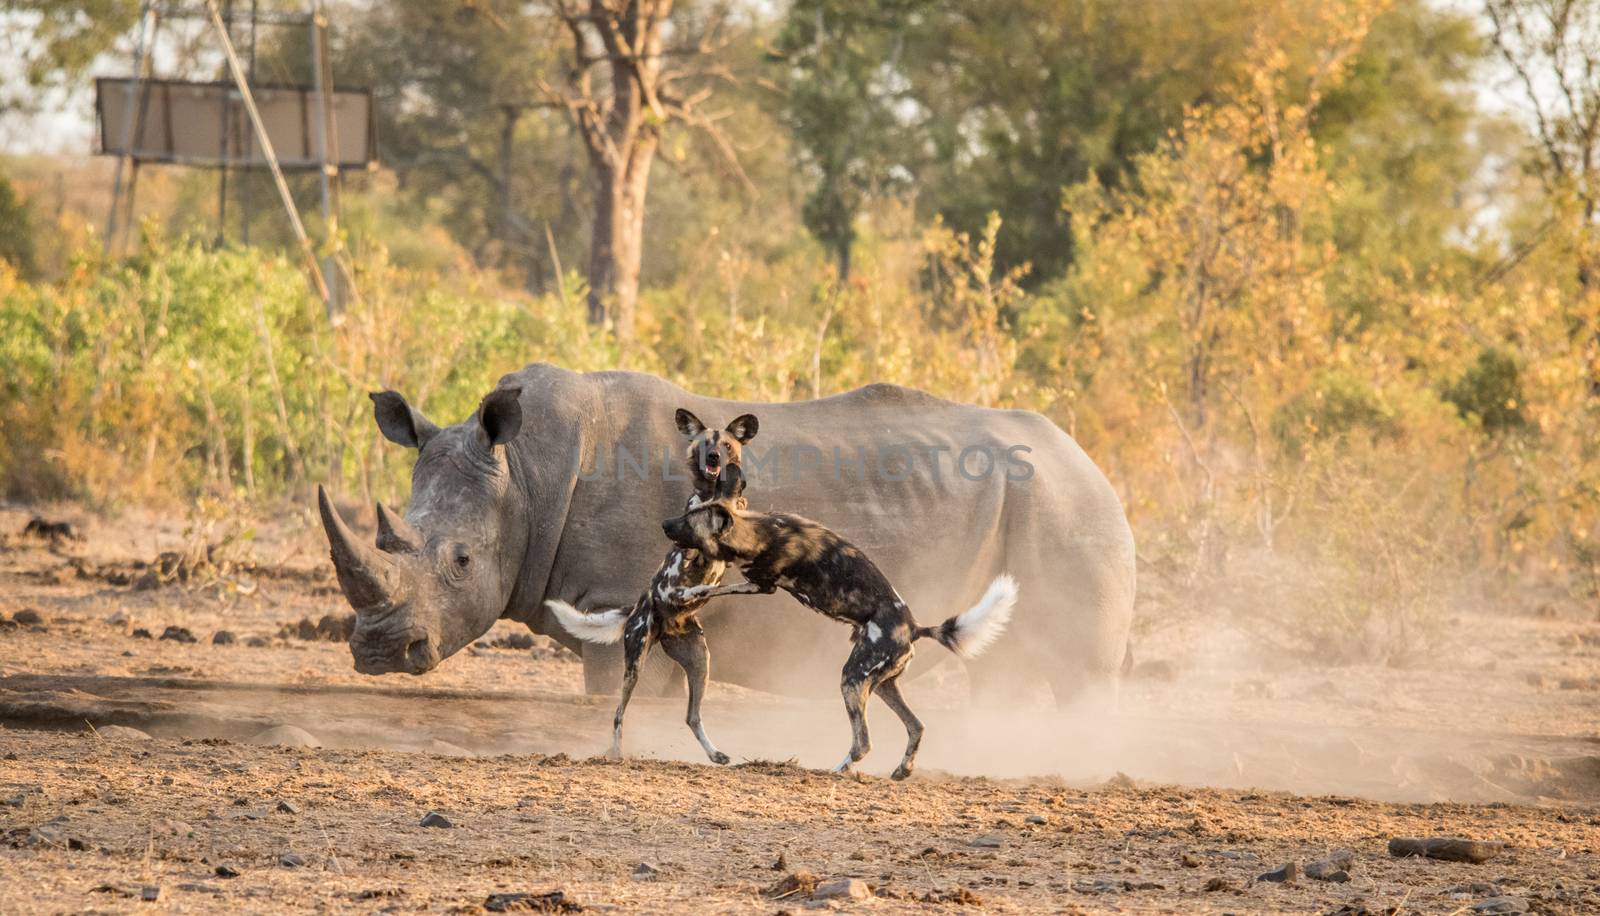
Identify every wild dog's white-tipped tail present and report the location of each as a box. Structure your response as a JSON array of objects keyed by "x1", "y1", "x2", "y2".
[
  {"x1": 545, "y1": 600, "x2": 629, "y2": 645},
  {"x1": 926, "y1": 573, "x2": 1017, "y2": 658}
]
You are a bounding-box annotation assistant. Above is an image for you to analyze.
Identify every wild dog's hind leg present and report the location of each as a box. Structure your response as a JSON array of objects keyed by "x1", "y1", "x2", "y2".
[
  {"x1": 875, "y1": 677, "x2": 923, "y2": 781},
  {"x1": 611, "y1": 608, "x2": 658, "y2": 759},
  {"x1": 832, "y1": 638, "x2": 893, "y2": 774},
  {"x1": 659, "y1": 623, "x2": 729, "y2": 765}
]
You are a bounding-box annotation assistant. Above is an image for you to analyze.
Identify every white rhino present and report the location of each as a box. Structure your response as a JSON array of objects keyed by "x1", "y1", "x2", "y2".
[{"x1": 318, "y1": 363, "x2": 1135, "y2": 704}]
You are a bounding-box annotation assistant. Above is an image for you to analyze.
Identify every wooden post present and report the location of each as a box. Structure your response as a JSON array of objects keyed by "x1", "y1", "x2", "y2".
[
  {"x1": 203, "y1": 0, "x2": 333, "y2": 311},
  {"x1": 104, "y1": 4, "x2": 155, "y2": 255}
]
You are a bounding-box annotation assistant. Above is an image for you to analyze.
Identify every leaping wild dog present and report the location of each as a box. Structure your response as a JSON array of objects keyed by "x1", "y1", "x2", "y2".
[
  {"x1": 662, "y1": 463, "x2": 1018, "y2": 780},
  {"x1": 546, "y1": 409, "x2": 758, "y2": 764}
]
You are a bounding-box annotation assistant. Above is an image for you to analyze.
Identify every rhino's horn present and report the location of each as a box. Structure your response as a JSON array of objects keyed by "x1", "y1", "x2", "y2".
[
  {"x1": 374, "y1": 502, "x2": 421, "y2": 554},
  {"x1": 318, "y1": 485, "x2": 407, "y2": 615}
]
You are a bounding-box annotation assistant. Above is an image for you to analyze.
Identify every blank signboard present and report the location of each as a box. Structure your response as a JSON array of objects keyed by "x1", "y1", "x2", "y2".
[{"x1": 96, "y1": 77, "x2": 375, "y2": 170}]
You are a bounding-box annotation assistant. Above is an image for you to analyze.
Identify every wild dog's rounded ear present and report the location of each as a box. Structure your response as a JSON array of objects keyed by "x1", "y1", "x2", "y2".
[
  {"x1": 708, "y1": 505, "x2": 732, "y2": 534},
  {"x1": 675, "y1": 408, "x2": 707, "y2": 439},
  {"x1": 371, "y1": 391, "x2": 441, "y2": 449},
  {"x1": 478, "y1": 386, "x2": 523, "y2": 447},
  {"x1": 725, "y1": 413, "x2": 758, "y2": 444}
]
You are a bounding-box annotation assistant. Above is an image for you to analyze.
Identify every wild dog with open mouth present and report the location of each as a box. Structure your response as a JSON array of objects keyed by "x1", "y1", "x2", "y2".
[
  {"x1": 662, "y1": 463, "x2": 1018, "y2": 780},
  {"x1": 546, "y1": 409, "x2": 757, "y2": 764}
]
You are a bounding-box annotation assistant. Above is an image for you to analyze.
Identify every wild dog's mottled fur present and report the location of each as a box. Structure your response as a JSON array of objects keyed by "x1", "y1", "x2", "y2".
[
  {"x1": 662, "y1": 463, "x2": 1018, "y2": 779},
  {"x1": 546, "y1": 410, "x2": 757, "y2": 764}
]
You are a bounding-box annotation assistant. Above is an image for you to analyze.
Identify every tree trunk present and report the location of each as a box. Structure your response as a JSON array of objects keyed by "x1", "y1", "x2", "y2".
[{"x1": 586, "y1": 142, "x2": 655, "y2": 344}]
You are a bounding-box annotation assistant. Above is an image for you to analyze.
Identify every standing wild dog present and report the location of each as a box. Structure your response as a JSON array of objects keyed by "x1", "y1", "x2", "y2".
[
  {"x1": 663, "y1": 463, "x2": 1018, "y2": 780},
  {"x1": 546, "y1": 409, "x2": 757, "y2": 763}
]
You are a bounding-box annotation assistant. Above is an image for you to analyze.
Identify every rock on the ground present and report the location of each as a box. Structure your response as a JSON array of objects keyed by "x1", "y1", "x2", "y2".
[
  {"x1": 419, "y1": 811, "x2": 453, "y2": 829},
  {"x1": 1024, "y1": 814, "x2": 1048, "y2": 825},
  {"x1": 1258, "y1": 860, "x2": 1301, "y2": 883},
  {"x1": 12, "y1": 608, "x2": 43, "y2": 626},
  {"x1": 158, "y1": 625, "x2": 197, "y2": 643},
  {"x1": 247, "y1": 725, "x2": 321, "y2": 749},
  {"x1": 483, "y1": 891, "x2": 580, "y2": 913},
  {"x1": 970, "y1": 833, "x2": 1004, "y2": 848},
  {"x1": 811, "y1": 878, "x2": 872, "y2": 901},
  {"x1": 1471, "y1": 898, "x2": 1529, "y2": 914},
  {"x1": 274, "y1": 800, "x2": 300, "y2": 815},
  {"x1": 1388, "y1": 836, "x2": 1503, "y2": 864},
  {"x1": 1306, "y1": 849, "x2": 1355, "y2": 881},
  {"x1": 766, "y1": 870, "x2": 820, "y2": 898},
  {"x1": 212, "y1": 630, "x2": 236, "y2": 646},
  {"x1": 94, "y1": 725, "x2": 152, "y2": 741},
  {"x1": 1180, "y1": 852, "x2": 1202, "y2": 868},
  {"x1": 631, "y1": 862, "x2": 659, "y2": 881},
  {"x1": 213, "y1": 865, "x2": 240, "y2": 879},
  {"x1": 279, "y1": 853, "x2": 306, "y2": 868}
]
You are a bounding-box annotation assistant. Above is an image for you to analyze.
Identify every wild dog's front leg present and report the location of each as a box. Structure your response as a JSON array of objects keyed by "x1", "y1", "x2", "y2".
[
  {"x1": 660, "y1": 627, "x2": 729, "y2": 765},
  {"x1": 610, "y1": 609, "x2": 657, "y2": 759},
  {"x1": 668, "y1": 580, "x2": 769, "y2": 604}
]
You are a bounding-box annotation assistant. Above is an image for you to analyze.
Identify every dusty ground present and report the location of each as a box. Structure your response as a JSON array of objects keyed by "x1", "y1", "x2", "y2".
[{"x1": 2, "y1": 502, "x2": 1599, "y2": 913}]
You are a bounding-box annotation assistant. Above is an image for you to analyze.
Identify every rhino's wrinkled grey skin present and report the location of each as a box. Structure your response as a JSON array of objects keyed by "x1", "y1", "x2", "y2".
[{"x1": 319, "y1": 363, "x2": 1136, "y2": 704}]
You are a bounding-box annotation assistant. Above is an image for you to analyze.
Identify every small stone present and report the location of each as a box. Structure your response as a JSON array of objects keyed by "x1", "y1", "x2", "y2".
[
  {"x1": 1471, "y1": 898, "x2": 1529, "y2": 914},
  {"x1": 94, "y1": 725, "x2": 152, "y2": 741},
  {"x1": 970, "y1": 833, "x2": 1004, "y2": 849},
  {"x1": 1446, "y1": 883, "x2": 1505, "y2": 898},
  {"x1": 214, "y1": 864, "x2": 240, "y2": 878},
  {"x1": 211, "y1": 630, "x2": 236, "y2": 646},
  {"x1": 1388, "y1": 836, "x2": 1503, "y2": 864},
  {"x1": 245, "y1": 636, "x2": 270, "y2": 648},
  {"x1": 13, "y1": 609, "x2": 43, "y2": 626},
  {"x1": 279, "y1": 853, "x2": 306, "y2": 868},
  {"x1": 1024, "y1": 814, "x2": 1048, "y2": 825},
  {"x1": 1258, "y1": 861, "x2": 1301, "y2": 883},
  {"x1": 419, "y1": 811, "x2": 453, "y2": 829},
  {"x1": 131, "y1": 628, "x2": 153, "y2": 639},
  {"x1": 247, "y1": 725, "x2": 321, "y2": 749},
  {"x1": 631, "y1": 862, "x2": 659, "y2": 881},
  {"x1": 811, "y1": 878, "x2": 871, "y2": 901},
  {"x1": 1, "y1": 794, "x2": 24, "y2": 808},
  {"x1": 159, "y1": 625, "x2": 197, "y2": 643},
  {"x1": 1181, "y1": 852, "x2": 1202, "y2": 868},
  {"x1": 175, "y1": 883, "x2": 221, "y2": 893},
  {"x1": 484, "y1": 892, "x2": 578, "y2": 913},
  {"x1": 275, "y1": 800, "x2": 300, "y2": 815},
  {"x1": 771, "y1": 852, "x2": 787, "y2": 871},
  {"x1": 766, "y1": 870, "x2": 820, "y2": 898},
  {"x1": 140, "y1": 885, "x2": 160, "y2": 902},
  {"x1": 315, "y1": 614, "x2": 354, "y2": 642},
  {"x1": 151, "y1": 818, "x2": 192, "y2": 836},
  {"x1": 1204, "y1": 877, "x2": 1237, "y2": 892},
  {"x1": 1306, "y1": 849, "x2": 1355, "y2": 881}
]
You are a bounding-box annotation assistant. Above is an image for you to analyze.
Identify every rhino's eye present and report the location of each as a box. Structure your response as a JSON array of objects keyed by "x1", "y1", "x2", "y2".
[{"x1": 452, "y1": 546, "x2": 471, "y2": 570}]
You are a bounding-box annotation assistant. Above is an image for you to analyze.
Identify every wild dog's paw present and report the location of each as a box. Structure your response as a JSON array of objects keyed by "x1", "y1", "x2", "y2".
[
  {"x1": 710, "y1": 751, "x2": 730, "y2": 765},
  {"x1": 890, "y1": 764, "x2": 914, "y2": 781}
]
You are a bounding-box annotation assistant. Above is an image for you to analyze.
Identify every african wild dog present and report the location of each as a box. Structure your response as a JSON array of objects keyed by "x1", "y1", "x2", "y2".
[
  {"x1": 662, "y1": 463, "x2": 1018, "y2": 780},
  {"x1": 546, "y1": 409, "x2": 758, "y2": 764}
]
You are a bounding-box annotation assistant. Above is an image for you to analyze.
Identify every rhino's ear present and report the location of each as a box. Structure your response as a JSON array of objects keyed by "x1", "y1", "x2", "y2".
[
  {"x1": 478, "y1": 386, "x2": 523, "y2": 447},
  {"x1": 675, "y1": 408, "x2": 706, "y2": 439},
  {"x1": 371, "y1": 391, "x2": 440, "y2": 449},
  {"x1": 725, "y1": 413, "x2": 758, "y2": 444}
]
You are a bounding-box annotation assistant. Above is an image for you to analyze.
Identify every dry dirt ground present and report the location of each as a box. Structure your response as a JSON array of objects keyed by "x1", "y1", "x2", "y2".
[{"x1": 2, "y1": 503, "x2": 1599, "y2": 914}]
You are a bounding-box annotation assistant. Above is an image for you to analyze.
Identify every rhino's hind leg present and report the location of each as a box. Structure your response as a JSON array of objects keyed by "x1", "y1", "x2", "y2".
[
  {"x1": 875, "y1": 678, "x2": 923, "y2": 780},
  {"x1": 660, "y1": 626, "x2": 729, "y2": 765},
  {"x1": 611, "y1": 610, "x2": 658, "y2": 759}
]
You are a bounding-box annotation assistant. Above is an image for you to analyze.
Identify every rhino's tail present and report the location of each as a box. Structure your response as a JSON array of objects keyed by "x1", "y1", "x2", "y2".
[
  {"x1": 545, "y1": 600, "x2": 629, "y2": 645},
  {"x1": 914, "y1": 574, "x2": 1018, "y2": 659}
]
